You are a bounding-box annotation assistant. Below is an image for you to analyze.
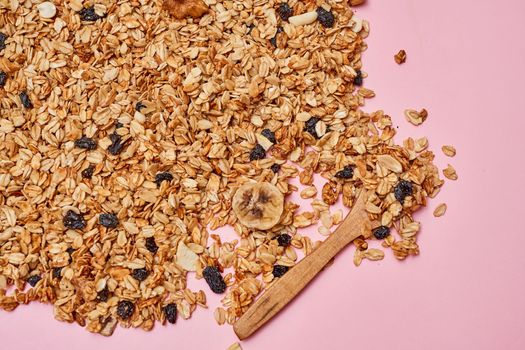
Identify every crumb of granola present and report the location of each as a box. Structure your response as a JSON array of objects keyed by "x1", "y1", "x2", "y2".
[
  {"x1": 433, "y1": 203, "x2": 447, "y2": 217},
  {"x1": 163, "y1": 0, "x2": 208, "y2": 19},
  {"x1": 395, "y1": 49, "x2": 407, "y2": 64},
  {"x1": 442, "y1": 145, "x2": 457, "y2": 157}
]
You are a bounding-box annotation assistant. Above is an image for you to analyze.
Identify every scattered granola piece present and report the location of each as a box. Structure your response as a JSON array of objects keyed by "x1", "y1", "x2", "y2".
[
  {"x1": 364, "y1": 249, "x2": 385, "y2": 261},
  {"x1": 163, "y1": 0, "x2": 208, "y2": 19},
  {"x1": 176, "y1": 241, "x2": 199, "y2": 271},
  {"x1": 404, "y1": 108, "x2": 428, "y2": 126},
  {"x1": 433, "y1": 203, "x2": 447, "y2": 217},
  {"x1": 322, "y1": 181, "x2": 339, "y2": 205},
  {"x1": 442, "y1": 145, "x2": 457, "y2": 157},
  {"x1": 227, "y1": 343, "x2": 242, "y2": 350},
  {"x1": 349, "y1": 0, "x2": 366, "y2": 5},
  {"x1": 443, "y1": 164, "x2": 458, "y2": 180},
  {"x1": 394, "y1": 49, "x2": 407, "y2": 64}
]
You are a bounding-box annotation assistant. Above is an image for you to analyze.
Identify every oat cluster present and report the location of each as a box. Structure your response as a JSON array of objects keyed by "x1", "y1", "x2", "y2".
[{"x1": 0, "y1": 0, "x2": 444, "y2": 335}]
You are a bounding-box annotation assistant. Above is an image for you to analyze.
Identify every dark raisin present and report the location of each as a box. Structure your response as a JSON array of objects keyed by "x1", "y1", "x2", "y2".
[
  {"x1": 108, "y1": 133, "x2": 124, "y2": 155},
  {"x1": 163, "y1": 303, "x2": 177, "y2": 324},
  {"x1": 304, "y1": 117, "x2": 320, "y2": 139},
  {"x1": 249, "y1": 144, "x2": 266, "y2": 161},
  {"x1": 117, "y1": 300, "x2": 135, "y2": 319},
  {"x1": 270, "y1": 26, "x2": 284, "y2": 47},
  {"x1": 247, "y1": 23, "x2": 255, "y2": 35},
  {"x1": 19, "y1": 91, "x2": 33, "y2": 109},
  {"x1": 276, "y1": 233, "x2": 292, "y2": 247},
  {"x1": 202, "y1": 266, "x2": 227, "y2": 294},
  {"x1": 52, "y1": 267, "x2": 63, "y2": 279},
  {"x1": 261, "y1": 129, "x2": 276, "y2": 144},
  {"x1": 354, "y1": 70, "x2": 363, "y2": 86},
  {"x1": 0, "y1": 32, "x2": 6, "y2": 51},
  {"x1": 373, "y1": 226, "x2": 390, "y2": 239},
  {"x1": 135, "y1": 101, "x2": 145, "y2": 112},
  {"x1": 0, "y1": 71, "x2": 7, "y2": 87},
  {"x1": 63, "y1": 210, "x2": 86, "y2": 230},
  {"x1": 394, "y1": 180, "x2": 413, "y2": 203},
  {"x1": 66, "y1": 247, "x2": 75, "y2": 263},
  {"x1": 335, "y1": 165, "x2": 354, "y2": 179},
  {"x1": 97, "y1": 287, "x2": 110, "y2": 302},
  {"x1": 155, "y1": 172, "x2": 173, "y2": 187},
  {"x1": 271, "y1": 163, "x2": 281, "y2": 173},
  {"x1": 272, "y1": 265, "x2": 289, "y2": 278},
  {"x1": 79, "y1": 6, "x2": 103, "y2": 21},
  {"x1": 115, "y1": 121, "x2": 124, "y2": 129},
  {"x1": 145, "y1": 237, "x2": 158, "y2": 254},
  {"x1": 81, "y1": 165, "x2": 95, "y2": 179},
  {"x1": 278, "y1": 3, "x2": 293, "y2": 21},
  {"x1": 27, "y1": 275, "x2": 42, "y2": 287},
  {"x1": 316, "y1": 7, "x2": 335, "y2": 28},
  {"x1": 74, "y1": 136, "x2": 97, "y2": 150},
  {"x1": 131, "y1": 268, "x2": 149, "y2": 282},
  {"x1": 99, "y1": 213, "x2": 119, "y2": 228}
]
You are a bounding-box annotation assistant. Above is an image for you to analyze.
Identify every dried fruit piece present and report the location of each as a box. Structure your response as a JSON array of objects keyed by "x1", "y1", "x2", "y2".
[
  {"x1": 145, "y1": 237, "x2": 158, "y2": 253},
  {"x1": 131, "y1": 268, "x2": 149, "y2": 282},
  {"x1": 81, "y1": 165, "x2": 95, "y2": 179},
  {"x1": 96, "y1": 287, "x2": 110, "y2": 302},
  {"x1": 394, "y1": 180, "x2": 413, "y2": 203},
  {"x1": 270, "y1": 163, "x2": 281, "y2": 173},
  {"x1": 19, "y1": 91, "x2": 33, "y2": 109},
  {"x1": 176, "y1": 241, "x2": 199, "y2": 271},
  {"x1": 108, "y1": 133, "x2": 125, "y2": 155},
  {"x1": 433, "y1": 203, "x2": 447, "y2": 217},
  {"x1": 270, "y1": 26, "x2": 284, "y2": 48},
  {"x1": 74, "y1": 136, "x2": 97, "y2": 150},
  {"x1": 249, "y1": 144, "x2": 266, "y2": 161},
  {"x1": 0, "y1": 32, "x2": 7, "y2": 51},
  {"x1": 117, "y1": 300, "x2": 135, "y2": 320},
  {"x1": 155, "y1": 172, "x2": 173, "y2": 187},
  {"x1": 78, "y1": 6, "x2": 104, "y2": 21},
  {"x1": 63, "y1": 210, "x2": 87, "y2": 230},
  {"x1": 163, "y1": 303, "x2": 177, "y2": 324},
  {"x1": 354, "y1": 70, "x2": 363, "y2": 86},
  {"x1": 135, "y1": 101, "x2": 145, "y2": 112},
  {"x1": 261, "y1": 129, "x2": 276, "y2": 144},
  {"x1": 442, "y1": 145, "x2": 456, "y2": 157},
  {"x1": 373, "y1": 226, "x2": 390, "y2": 239},
  {"x1": 163, "y1": 0, "x2": 208, "y2": 19},
  {"x1": 394, "y1": 49, "x2": 407, "y2": 64},
  {"x1": 272, "y1": 265, "x2": 289, "y2": 277},
  {"x1": 377, "y1": 155, "x2": 403, "y2": 173},
  {"x1": 27, "y1": 275, "x2": 42, "y2": 287},
  {"x1": 202, "y1": 266, "x2": 227, "y2": 294},
  {"x1": 335, "y1": 165, "x2": 354, "y2": 179},
  {"x1": 304, "y1": 117, "x2": 320, "y2": 138},
  {"x1": 316, "y1": 7, "x2": 335, "y2": 28},
  {"x1": 232, "y1": 182, "x2": 284, "y2": 230},
  {"x1": 278, "y1": 3, "x2": 293, "y2": 21},
  {"x1": 275, "y1": 233, "x2": 292, "y2": 247},
  {"x1": 0, "y1": 71, "x2": 7, "y2": 87},
  {"x1": 99, "y1": 213, "x2": 119, "y2": 228},
  {"x1": 52, "y1": 267, "x2": 63, "y2": 279}
]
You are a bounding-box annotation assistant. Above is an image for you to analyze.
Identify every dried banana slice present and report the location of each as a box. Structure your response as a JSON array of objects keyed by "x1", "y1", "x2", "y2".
[{"x1": 232, "y1": 182, "x2": 284, "y2": 230}]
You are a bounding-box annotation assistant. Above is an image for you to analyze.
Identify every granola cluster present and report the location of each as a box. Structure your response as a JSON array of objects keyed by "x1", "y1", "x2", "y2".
[{"x1": 0, "y1": 0, "x2": 445, "y2": 335}]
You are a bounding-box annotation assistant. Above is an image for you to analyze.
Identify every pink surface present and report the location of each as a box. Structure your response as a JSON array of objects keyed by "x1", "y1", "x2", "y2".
[{"x1": 2, "y1": 0, "x2": 525, "y2": 349}]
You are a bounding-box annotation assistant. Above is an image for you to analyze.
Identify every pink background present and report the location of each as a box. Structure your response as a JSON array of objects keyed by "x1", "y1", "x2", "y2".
[{"x1": 2, "y1": 0, "x2": 525, "y2": 349}]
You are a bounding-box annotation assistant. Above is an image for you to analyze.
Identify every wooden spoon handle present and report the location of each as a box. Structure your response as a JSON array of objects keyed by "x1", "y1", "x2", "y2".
[{"x1": 233, "y1": 191, "x2": 370, "y2": 340}]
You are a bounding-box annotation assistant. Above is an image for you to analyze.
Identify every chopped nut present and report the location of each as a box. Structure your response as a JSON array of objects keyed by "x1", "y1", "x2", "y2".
[{"x1": 394, "y1": 49, "x2": 407, "y2": 64}]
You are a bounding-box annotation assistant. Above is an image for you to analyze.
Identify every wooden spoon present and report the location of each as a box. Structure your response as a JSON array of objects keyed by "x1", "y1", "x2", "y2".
[{"x1": 233, "y1": 190, "x2": 371, "y2": 340}]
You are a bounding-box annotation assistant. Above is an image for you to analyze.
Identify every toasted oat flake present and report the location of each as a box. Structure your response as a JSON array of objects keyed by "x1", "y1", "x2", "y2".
[
  {"x1": 443, "y1": 164, "x2": 458, "y2": 180},
  {"x1": 442, "y1": 145, "x2": 457, "y2": 157},
  {"x1": 433, "y1": 203, "x2": 447, "y2": 217}
]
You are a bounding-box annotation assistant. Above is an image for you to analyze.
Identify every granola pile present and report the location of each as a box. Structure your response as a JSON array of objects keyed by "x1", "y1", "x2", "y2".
[{"x1": 0, "y1": 0, "x2": 446, "y2": 336}]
